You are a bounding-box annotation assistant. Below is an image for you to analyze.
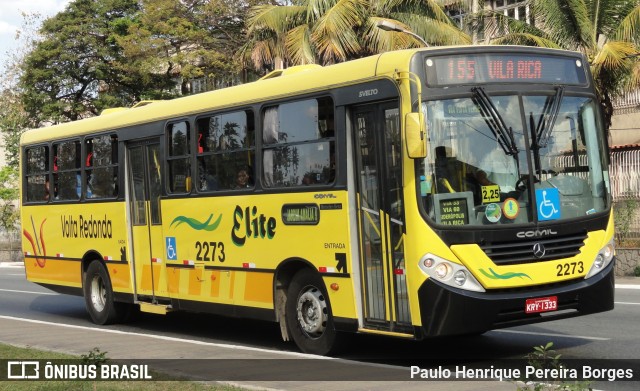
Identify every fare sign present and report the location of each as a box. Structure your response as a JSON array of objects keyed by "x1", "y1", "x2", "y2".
[
  {"x1": 425, "y1": 53, "x2": 587, "y2": 87},
  {"x1": 525, "y1": 296, "x2": 558, "y2": 314}
]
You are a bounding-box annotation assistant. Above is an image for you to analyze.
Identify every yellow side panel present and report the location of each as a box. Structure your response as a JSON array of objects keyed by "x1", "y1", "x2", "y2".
[
  {"x1": 228, "y1": 271, "x2": 236, "y2": 301},
  {"x1": 188, "y1": 267, "x2": 204, "y2": 296},
  {"x1": 322, "y1": 276, "x2": 356, "y2": 318},
  {"x1": 209, "y1": 270, "x2": 221, "y2": 298},
  {"x1": 140, "y1": 264, "x2": 162, "y2": 292},
  {"x1": 167, "y1": 267, "x2": 180, "y2": 294},
  {"x1": 109, "y1": 263, "x2": 131, "y2": 292},
  {"x1": 160, "y1": 191, "x2": 356, "y2": 318},
  {"x1": 21, "y1": 202, "x2": 132, "y2": 293},
  {"x1": 24, "y1": 259, "x2": 82, "y2": 288},
  {"x1": 243, "y1": 273, "x2": 273, "y2": 304}
]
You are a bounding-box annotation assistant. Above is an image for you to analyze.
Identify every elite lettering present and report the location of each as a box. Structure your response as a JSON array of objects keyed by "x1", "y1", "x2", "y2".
[{"x1": 231, "y1": 205, "x2": 276, "y2": 246}]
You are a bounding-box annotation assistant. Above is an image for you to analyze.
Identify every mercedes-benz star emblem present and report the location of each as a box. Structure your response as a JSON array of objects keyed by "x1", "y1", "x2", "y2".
[{"x1": 532, "y1": 243, "x2": 546, "y2": 258}]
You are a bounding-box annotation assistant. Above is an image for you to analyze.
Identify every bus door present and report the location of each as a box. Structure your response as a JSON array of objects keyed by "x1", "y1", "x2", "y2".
[
  {"x1": 126, "y1": 139, "x2": 167, "y2": 302},
  {"x1": 352, "y1": 102, "x2": 411, "y2": 333}
]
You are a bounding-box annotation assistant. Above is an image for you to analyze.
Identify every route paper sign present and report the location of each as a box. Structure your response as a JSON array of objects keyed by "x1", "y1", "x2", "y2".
[{"x1": 438, "y1": 197, "x2": 469, "y2": 226}]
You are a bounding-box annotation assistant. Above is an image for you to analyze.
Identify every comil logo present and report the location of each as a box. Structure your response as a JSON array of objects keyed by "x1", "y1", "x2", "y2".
[
  {"x1": 7, "y1": 361, "x2": 40, "y2": 379},
  {"x1": 516, "y1": 228, "x2": 558, "y2": 239}
]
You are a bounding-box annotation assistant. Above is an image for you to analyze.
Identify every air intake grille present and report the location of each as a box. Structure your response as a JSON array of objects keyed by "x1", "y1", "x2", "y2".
[{"x1": 480, "y1": 233, "x2": 587, "y2": 265}]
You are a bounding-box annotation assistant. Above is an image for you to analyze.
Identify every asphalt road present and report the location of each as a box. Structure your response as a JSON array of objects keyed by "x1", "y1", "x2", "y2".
[{"x1": 1, "y1": 263, "x2": 639, "y2": 390}]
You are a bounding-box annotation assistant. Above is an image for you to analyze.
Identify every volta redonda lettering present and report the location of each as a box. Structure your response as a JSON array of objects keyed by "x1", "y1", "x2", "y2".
[
  {"x1": 61, "y1": 214, "x2": 113, "y2": 239},
  {"x1": 231, "y1": 205, "x2": 276, "y2": 246}
]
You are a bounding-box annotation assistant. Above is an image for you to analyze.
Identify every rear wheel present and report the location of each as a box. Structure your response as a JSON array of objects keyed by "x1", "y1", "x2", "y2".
[
  {"x1": 285, "y1": 269, "x2": 338, "y2": 355},
  {"x1": 83, "y1": 260, "x2": 131, "y2": 324}
]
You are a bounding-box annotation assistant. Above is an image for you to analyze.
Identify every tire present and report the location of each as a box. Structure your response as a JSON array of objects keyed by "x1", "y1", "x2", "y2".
[
  {"x1": 285, "y1": 268, "x2": 339, "y2": 355},
  {"x1": 83, "y1": 260, "x2": 130, "y2": 325}
]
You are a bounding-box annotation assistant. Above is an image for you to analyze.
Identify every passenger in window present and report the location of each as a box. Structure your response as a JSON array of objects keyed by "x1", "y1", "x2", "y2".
[
  {"x1": 44, "y1": 178, "x2": 51, "y2": 201},
  {"x1": 198, "y1": 161, "x2": 219, "y2": 191},
  {"x1": 233, "y1": 168, "x2": 251, "y2": 189},
  {"x1": 302, "y1": 173, "x2": 317, "y2": 185},
  {"x1": 203, "y1": 172, "x2": 219, "y2": 191}
]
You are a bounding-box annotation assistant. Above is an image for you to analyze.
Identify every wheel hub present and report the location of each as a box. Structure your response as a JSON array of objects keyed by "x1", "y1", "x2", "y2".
[
  {"x1": 296, "y1": 287, "x2": 327, "y2": 337},
  {"x1": 90, "y1": 276, "x2": 107, "y2": 312}
]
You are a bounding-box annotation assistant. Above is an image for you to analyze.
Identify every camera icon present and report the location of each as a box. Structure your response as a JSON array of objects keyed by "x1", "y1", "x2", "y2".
[{"x1": 7, "y1": 361, "x2": 40, "y2": 379}]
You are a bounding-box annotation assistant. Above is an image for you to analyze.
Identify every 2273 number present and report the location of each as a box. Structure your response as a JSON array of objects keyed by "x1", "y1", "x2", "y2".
[
  {"x1": 556, "y1": 261, "x2": 583, "y2": 276},
  {"x1": 195, "y1": 241, "x2": 226, "y2": 262}
]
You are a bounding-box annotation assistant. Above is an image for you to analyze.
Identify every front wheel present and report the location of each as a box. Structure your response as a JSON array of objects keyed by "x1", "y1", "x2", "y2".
[
  {"x1": 285, "y1": 269, "x2": 338, "y2": 355},
  {"x1": 83, "y1": 260, "x2": 130, "y2": 325}
]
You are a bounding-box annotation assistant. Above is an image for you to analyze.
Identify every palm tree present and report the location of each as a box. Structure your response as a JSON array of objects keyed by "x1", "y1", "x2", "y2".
[
  {"x1": 480, "y1": 0, "x2": 640, "y2": 132},
  {"x1": 242, "y1": 0, "x2": 471, "y2": 70}
]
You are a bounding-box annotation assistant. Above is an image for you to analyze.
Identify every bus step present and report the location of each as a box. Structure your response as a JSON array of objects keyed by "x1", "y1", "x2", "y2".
[{"x1": 139, "y1": 302, "x2": 173, "y2": 315}]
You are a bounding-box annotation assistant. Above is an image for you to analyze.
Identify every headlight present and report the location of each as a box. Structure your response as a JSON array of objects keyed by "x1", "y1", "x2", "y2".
[
  {"x1": 453, "y1": 270, "x2": 467, "y2": 286},
  {"x1": 418, "y1": 253, "x2": 485, "y2": 292},
  {"x1": 585, "y1": 237, "x2": 615, "y2": 279}
]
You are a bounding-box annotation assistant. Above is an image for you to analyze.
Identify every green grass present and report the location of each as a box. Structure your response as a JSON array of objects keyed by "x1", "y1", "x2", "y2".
[{"x1": 0, "y1": 342, "x2": 246, "y2": 391}]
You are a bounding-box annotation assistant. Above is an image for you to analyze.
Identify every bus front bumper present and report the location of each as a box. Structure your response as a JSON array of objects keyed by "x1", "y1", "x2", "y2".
[{"x1": 417, "y1": 258, "x2": 615, "y2": 338}]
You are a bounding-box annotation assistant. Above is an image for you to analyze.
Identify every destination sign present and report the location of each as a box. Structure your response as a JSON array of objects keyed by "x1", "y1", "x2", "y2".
[{"x1": 425, "y1": 53, "x2": 587, "y2": 87}]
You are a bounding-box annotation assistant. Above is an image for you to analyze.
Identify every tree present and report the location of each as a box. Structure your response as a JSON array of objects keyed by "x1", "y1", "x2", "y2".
[
  {"x1": 20, "y1": 0, "x2": 147, "y2": 123},
  {"x1": 479, "y1": 0, "x2": 640, "y2": 133},
  {"x1": 117, "y1": 0, "x2": 259, "y2": 95},
  {"x1": 243, "y1": 0, "x2": 471, "y2": 70},
  {"x1": 0, "y1": 166, "x2": 19, "y2": 233},
  {"x1": 0, "y1": 11, "x2": 47, "y2": 235},
  {"x1": 1, "y1": 12, "x2": 43, "y2": 167}
]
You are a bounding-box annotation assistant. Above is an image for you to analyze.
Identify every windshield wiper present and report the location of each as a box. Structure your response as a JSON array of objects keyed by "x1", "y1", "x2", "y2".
[
  {"x1": 471, "y1": 87, "x2": 518, "y2": 156},
  {"x1": 535, "y1": 86, "x2": 564, "y2": 148}
]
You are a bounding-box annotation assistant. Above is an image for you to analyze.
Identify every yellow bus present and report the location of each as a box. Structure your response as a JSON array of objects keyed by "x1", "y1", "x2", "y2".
[{"x1": 20, "y1": 46, "x2": 615, "y2": 355}]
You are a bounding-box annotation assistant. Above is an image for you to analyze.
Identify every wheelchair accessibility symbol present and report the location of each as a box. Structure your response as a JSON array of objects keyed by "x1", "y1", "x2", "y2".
[
  {"x1": 535, "y1": 188, "x2": 560, "y2": 221},
  {"x1": 166, "y1": 237, "x2": 177, "y2": 260}
]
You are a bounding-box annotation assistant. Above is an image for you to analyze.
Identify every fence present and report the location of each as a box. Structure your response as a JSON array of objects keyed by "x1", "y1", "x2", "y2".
[{"x1": 610, "y1": 149, "x2": 640, "y2": 201}]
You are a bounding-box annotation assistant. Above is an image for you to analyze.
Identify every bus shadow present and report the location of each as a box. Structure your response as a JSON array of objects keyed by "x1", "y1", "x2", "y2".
[
  {"x1": 28, "y1": 294, "x2": 87, "y2": 321},
  {"x1": 27, "y1": 294, "x2": 596, "y2": 366}
]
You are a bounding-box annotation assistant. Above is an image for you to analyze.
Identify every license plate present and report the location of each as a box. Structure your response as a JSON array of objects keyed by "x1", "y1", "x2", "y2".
[{"x1": 525, "y1": 296, "x2": 558, "y2": 314}]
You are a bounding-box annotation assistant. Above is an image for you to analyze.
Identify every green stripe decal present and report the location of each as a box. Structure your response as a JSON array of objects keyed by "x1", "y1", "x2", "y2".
[
  {"x1": 170, "y1": 214, "x2": 222, "y2": 231},
  {"x1": 479, "y1": 268, "x2": 531, "y2": 280}
]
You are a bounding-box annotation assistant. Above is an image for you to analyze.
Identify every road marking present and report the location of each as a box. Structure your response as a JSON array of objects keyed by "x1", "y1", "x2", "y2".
[
  {"x1": 615, "y1": 301, "x2": 640, "y2": 305},
  {"x1": 616, "y1": 284, "x2": 640, "y2": 290},
  {"x1": 0, "y1": 315, "x2": 331, "y2": 359},
  {"x1": 492, "y1": 329, "x2": 610, "y2": 341},
  {"x1": 0, "y1": 288, "x2": 58, "y2": 296}
]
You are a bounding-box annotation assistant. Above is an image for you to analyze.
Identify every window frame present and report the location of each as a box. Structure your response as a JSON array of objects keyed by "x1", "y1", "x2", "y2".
[
  {"x1": 261, "y1": 95, "x2": 336, "y2": 189},
  {"x1": 83, "y1": 132, "x2": 120, "y2": 201},
  {"x1": 195, "y1": 108, "x2": 256, "y2": 193},
  {"x1": 23, "y1": 144, "x2": 51, "y2": 204},
  {"x1": 165, "y1": 119, "x2": 192, "y2": 195},
  {"x1": 51, "y1": 138, "x2": 82, "y2": 202}
]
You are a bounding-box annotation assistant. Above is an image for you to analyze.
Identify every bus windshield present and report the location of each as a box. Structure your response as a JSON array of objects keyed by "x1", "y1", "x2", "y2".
[{"x1": 420, "y1": 92, "x2": 610, "y2": 226}]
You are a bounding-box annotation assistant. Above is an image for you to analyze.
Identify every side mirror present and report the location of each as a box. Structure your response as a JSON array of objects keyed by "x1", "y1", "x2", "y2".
[{"x1": 405, "y1": 112, "x2": 427, "y2": 159}]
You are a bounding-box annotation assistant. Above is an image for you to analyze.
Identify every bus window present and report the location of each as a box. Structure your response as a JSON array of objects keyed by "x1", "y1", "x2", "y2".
[
  {"x1": 24, "y1": 146, "x2": 49, "y2": 202},
  {"x1": 196, "y1": 110, "x2": 255, "y2": 191},
  {"x1": 262, "y1": 97, "x2": 335, "y2": 188},
  {"x1": 52, "y1": 140, "x2": 81, "y2": 201},
  {"x1": 85, "y1": 134, "x2": 118, "y2": 199},
  {"x1": 167, "y1": 121, "x2": 191, "y2": 193}
]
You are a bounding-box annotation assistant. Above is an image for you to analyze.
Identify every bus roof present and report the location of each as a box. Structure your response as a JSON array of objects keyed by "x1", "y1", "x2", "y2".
[
  {"x1": 20, "y1": 48, "x2": 421, "y2": 145},
  {"x1": 20, "y1": 45, "x2": 581, "y2": 146}
]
